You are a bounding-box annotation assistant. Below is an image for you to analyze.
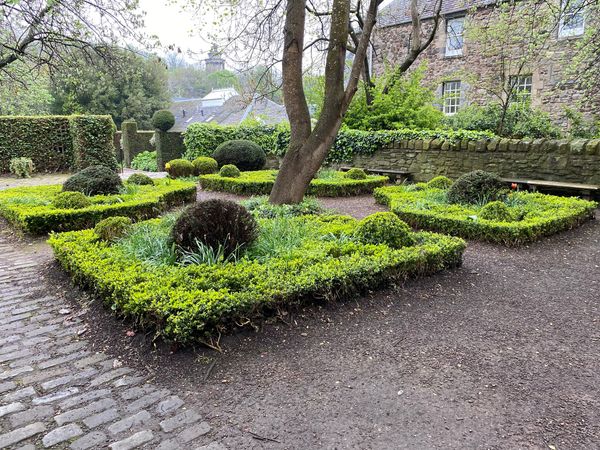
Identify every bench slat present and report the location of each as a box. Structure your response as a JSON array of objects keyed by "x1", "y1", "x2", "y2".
[{"x1": 526, "y1": 180, "x2": 599, "y2": 190}]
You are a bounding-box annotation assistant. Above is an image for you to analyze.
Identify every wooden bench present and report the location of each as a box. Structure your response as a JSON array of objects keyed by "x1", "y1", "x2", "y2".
[
  {"x1": 339, "y1": 166, "x2": 411, "y2": 183},
  {"x1": 501, "y1": 177, "x2": 599, "y2": 199}
]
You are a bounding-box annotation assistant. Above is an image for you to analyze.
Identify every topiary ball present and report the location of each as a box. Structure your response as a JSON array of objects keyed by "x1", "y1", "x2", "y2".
[
  {"x1": 52, "y1": 191, "x2": 92, "y2": 210},
  {"x1": 165, "y1": 159, "x2": 195, "y2": 178},
  {"x1": 151, "y1": 110, "x2": 175, "y2": 132},
  {"x1": 63, "y1": 165, "x2": 123, "y2": 196},
  {"x1": 219, "y1": 164, "x2": 241, "y2": 178},
  {"x1": 171, "y1": 199, "x2": 258, "y2": 256},
  {"x1": 354, "y1": 212, "x2": 414, "y2": 248},
  {"x1": 427, "y1": 176, "x2": 453, "y2": 190},
  {"x1": 345, "y1": 168, "x2": 367, "y2": 180},
  {"x1": 127, "y1": 173, "x2": 154, "y2": 185},
  {"x1": 479, "y1": 201, "x2": 514, "y2": 222},
  {"x1": 447, "y1": 170, "x2": 504, "y2": 205},
  {"x1": 213, "y1": 140, "x2": 266, "y2": 171},
  {"x1": 192, "y1": 156, "x2": 218, "y2": 175},
  {"x1": 94, "y1": 216, "x2": 133, "y2": 242}
]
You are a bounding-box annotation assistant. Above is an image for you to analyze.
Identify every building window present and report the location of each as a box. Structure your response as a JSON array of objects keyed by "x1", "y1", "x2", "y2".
[
  {"x1": 559, "y1": 0, "x2": 585, "y2": 37},
  {"x1": 445, "y1": 16, "x2": 465, "y2": 56},
  {"x1": 442, "y1": 80, "x2": 462, "y2": 115},
  {"x1": 510, "y1": 75, "x2": 533, "y2": 101}
]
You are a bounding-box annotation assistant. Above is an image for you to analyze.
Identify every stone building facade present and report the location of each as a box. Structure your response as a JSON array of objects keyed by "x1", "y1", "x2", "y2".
[{"x1": 372, "y1": 0, "x2": 596, "y2": 126}]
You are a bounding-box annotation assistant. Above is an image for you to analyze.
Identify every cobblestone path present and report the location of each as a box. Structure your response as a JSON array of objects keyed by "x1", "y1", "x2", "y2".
[{"x1": 0, "y1": 235, "x2": 223, "y2": 450}]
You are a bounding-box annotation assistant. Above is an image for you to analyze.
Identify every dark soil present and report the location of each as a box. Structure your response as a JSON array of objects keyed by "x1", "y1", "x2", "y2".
[{"x1": 36, "y1": 191, "x2": 600, "y2": 449}]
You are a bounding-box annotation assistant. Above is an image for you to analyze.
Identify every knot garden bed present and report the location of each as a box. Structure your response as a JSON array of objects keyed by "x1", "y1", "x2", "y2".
[
  {"x1": 199, "y1": 169, "x2": 388, "y2": 196},
  {"x1": 48, "y1": 213, "x2": 465, "y2": 344},
  {"x1": 0, "y1": 179, "x2": 197, "y2": 234},
  {"x1": 374, "y1": 185, "x2": 597, "y2": 246}
]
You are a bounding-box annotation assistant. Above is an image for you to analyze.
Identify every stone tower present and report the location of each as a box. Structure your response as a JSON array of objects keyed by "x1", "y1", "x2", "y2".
[{"x1": 204, "y1": 44, "x2": 225, "y2": 73}]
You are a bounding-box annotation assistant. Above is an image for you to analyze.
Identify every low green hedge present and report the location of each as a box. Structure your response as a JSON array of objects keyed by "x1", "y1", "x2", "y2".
[
  {"x1": 0, "y1": 179, "x2": 196, "y2": 234},
  {"x1": 48, "y1": 214, "x2": 466, "y2": 343},
  {"x1": 374, "y1": 186, "x2": 597, "y2": 245},
  {"x1": 200, "y1": 170, "x2": 388, "y2": 196}
]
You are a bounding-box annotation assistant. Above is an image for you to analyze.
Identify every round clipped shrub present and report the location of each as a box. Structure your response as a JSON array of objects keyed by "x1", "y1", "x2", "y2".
[
  {"x1": 63, "y1": 165, "x2": 123, "y2": 196},
  {"x1": 219, "y1": 164, "x2": 241, "y2": 178},
  {"x1": 94, "y1": 216, "x2": 132, "y2": 242},
  {"x1": 151, "y1": 110, "x2": 175, "y2": 132},
  {"x1": 52, "y1": 191, "x2": 92, "y2": 210},
  {"x1": 213, "y1": 140, "x2": 266, "y2": 171},
  {"x1": 479, "y1": 201, "x2": 514, "y2": 222},
  {"x1": 427, "y1": 175, "x2": 453, "y2": 190},
  {"x1": 165, "y1": 159, "x2": 195, "y2": 178},
  {"x1": 193, "y1": 156, "x2": 218, "y2": 175},
  {"x1": 447, "y1": 170, "x2": 504, "y2": 205},
  {"x1": 354, "y1": 212, "x2": 414, "y2": 248},
  {"x1": 345, "y1": 168, "x2": 367, "y2": 180},
  {"x1": 171, "y1": 199, "x2": 258, "y2": 256},
  {"x1": 127, "y1": 173, "x2": 154, "y2": 185}
]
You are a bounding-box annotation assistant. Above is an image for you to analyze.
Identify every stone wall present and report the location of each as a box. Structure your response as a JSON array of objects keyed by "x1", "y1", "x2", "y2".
[{"x1": 349, "y1": 138, "x2": 600, "y2": 184}]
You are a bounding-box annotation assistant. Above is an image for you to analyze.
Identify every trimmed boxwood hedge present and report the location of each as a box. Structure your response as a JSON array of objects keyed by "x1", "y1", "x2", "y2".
[
  {"x1": 200, "y1": 170, "x2": 388, "y2": 196},
  {"x1": 0, "y1": 179, "x2": 196, "y2": 234},
  {"x1": 374, "y1": 185, "x2": 597, "y2": 246},
  {"x1": 48, "y1": 214, "x2": 466, "y2": 343}
]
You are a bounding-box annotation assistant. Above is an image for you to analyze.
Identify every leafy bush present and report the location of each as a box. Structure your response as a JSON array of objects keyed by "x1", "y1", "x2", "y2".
[
  {"x1": 241, "y1": 196, "x2": 323, "y2": 218},
  {"x1": 354, "y1": 212, "x2": 414, "y2": 248},
  {"x1": 192, "y1": 156, "x2": 218, "y2": 175},
  {"x1": 9, "y1": 157, "x2": 35, "y2": 178},
  {"x1": 479, "y1": 201, "x2": 514, "y2": 222},
  {"x1": 127, "y1": 173, "x2": 154, "y2": 185},
  {"x1": 219, "y1": 164, "x2": 241, "y2": 178},
  {"x1": 94, "y1": 216, "x2": 133, "y2": 242},
  {"x1": 447, "y1": 170, "x2": 504, "y2": 205},
  {"x1": 131, "y1": 151, "x2": 158, "y2": 172},
  {"x1": 427, "y1": 176, "x2": 453, "y2": 190},
  {"x1": 201, "y1": 170, "x2": 388, "y2": 197},
  {"x1": 171, "y1": 199, "x2": 258, "y2": 257},
  {"x1": 564, "y1": 108, "x2": 600, "y2": 138},
  {"x1": 70, "y1": 115, "x2": 118, "y2": 171},
  {"x1": 344, "y1": 168, "x2": 367, "y2": 180},
  {"x1": 52, "y1": 191, "x2": 92, "y2": 210},
  {"x1": 63, "y1": 165, "x2": 123, "y2": 196},
  {"x1": 165, "y1": 159, "x2": 195, "y2": 178},
  {"x1": 0, "y1": 179, "x2": 196, "y2": 234},
  {"x1": 152, "y1": 110, "x2": 175, "y2": 132},
  {"x1": 213, "y1": 139, "x2": 267, "y2": 171}
]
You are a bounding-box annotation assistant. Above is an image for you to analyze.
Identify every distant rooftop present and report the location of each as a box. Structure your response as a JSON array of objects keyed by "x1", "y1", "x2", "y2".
[{"x1": 379, "y1": 0, "x2": 496, "y2": 26}]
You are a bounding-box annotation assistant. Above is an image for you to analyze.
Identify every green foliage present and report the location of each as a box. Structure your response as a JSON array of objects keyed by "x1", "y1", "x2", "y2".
[
  {"x1": 375, "y1": 185, "x2": 597, "y2": 245},
  {"x1": 171, "y1": 200, "x2": 258, "y2": 257},
  {"x1": 479, "y1": 201, "x2": 514, "y2": 222},
  {"x1": 165, "y1": 159, "x2": 195, "y2": 178},
  {"x1": 354, "y1": 212, "x2": 414, "y2": 248},
  {"x1": 241, "y1": 196, "x2": 323, "y2": 218},
  {"x1": 447, "y1": 170, "x2": 504, "y2": 205},
  {"x1": 213, "y1": 139, "x2": 266, "y2": 171},
  {"x1": 94, "y1": 216, "x2": 133, "y2": 242},
  {"x1": 70, "y1": 115, "x2": 118, "y2": 170},
  {"x1": 52, "y1": 191, "x2": 92, "y2": 210},
  {"x1": 152, "y1": 110, "x2": 176, "y2": 132},
  {"x1": 0, "y1": 64, "x2": 52, "y2": 115},
  {"x1": 200, "y1": 170, "x2": 388, "y2": 197},
  {"x1": 9, "y1": 157, "x2": 35, "y2": 178},
  {"x1": 116, "y1": 216, "x2": 178, "y2": 266},
  {"x1": 48, "y1": 214, "x2": 466, "y2": 343},
  {"x1": 0, "y1": 179, "x2": 196, "y2": 234},
  {"x1": 426, "y1": 176, "x2": 453, "y2": 190},
  {"x1": 63, "y1": 165, "x2": 123, "y2": 196},
  {"x1": 564, "y1": 108, "x2": 600, "y2": 139},
  {"x1": 219, "y1": 164, "x2": 241, "y2": 178},
  {"x1": 127, "y1": 173, "x2": 154, "y2": 186},
  {"x1": 192, "y1": 156, "x2": 218, "y2": 175},
  {"x1": 444, "y1": 103, "x2": 561, "y2": 139},
  {"x1": 345, "y1": 66, "x2": 443, "y2": 131},
  {"x1": 131, "y1": 151, "x2": 158, "y2": 172},
  {"x1": 344, "y1": 168, "x2": 367, "y2": 180}
]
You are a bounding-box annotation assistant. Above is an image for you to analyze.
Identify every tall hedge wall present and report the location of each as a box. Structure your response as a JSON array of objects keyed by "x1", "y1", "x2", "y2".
[{"x1": 0, "y1": 115, "x2": 117, "y2": 173}]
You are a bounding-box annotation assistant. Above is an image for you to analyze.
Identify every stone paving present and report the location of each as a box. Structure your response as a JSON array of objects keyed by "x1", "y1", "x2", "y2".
[{"x1": 0, "y1": 235, "x2": 224, "y2": 449}]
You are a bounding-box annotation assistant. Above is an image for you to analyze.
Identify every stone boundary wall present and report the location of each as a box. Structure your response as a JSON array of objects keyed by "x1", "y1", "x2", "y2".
[{"x1": 350, "y1": 138, "x2": 600, "y2": 185}]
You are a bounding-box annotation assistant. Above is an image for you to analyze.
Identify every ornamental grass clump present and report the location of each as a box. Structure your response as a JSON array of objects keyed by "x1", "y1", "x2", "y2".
[
  {"x1": 63, "y1": 165, "x2": 123, "y2": 196},
  {"x1": 52, "y1": 191, "x2": 92, "y2": 210},
  {"x1": 9, "y1": 157, "x2": 34, "y2": 178},
  {"x1": 171, "y1": 199, "x2": 258, "y2": 257},
  {"x1": 165, "y1": 159, "x2": 195, "y2": 178},
  {"x1": 94, "y1": 216, "x2": 133, "y2": 242},
  {"x1": 127, "y1": 173, "x2": 154, "y2": 185},
  {"x1": 192, "y1": 156, "x2": 218, "y2": 175},
  {"x1": 447, "y1": 170, "x2": 504, "y2": 205},
  {"x1": 219, "y1": 164, "x2": 241, "y2": 178},
  {"x1": 426, "y1": 175, "x2": 453, "y2": 190},
  {"x1": 345, "y1": 168, "x2": 367, "y2": 180},
  {"x1": 354, "y1": 212, "x2": 415, "y2": 248}
]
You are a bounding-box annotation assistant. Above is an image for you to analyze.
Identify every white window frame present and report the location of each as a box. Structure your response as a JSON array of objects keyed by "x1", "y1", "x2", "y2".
[
  {"x1": 509, "y1": 74, "x2": 533, "y2": 102},
  {"x1": 558, "y1": 0, "x2": 585, "y2": 37},
  {"x1": 442, "y1": 80, "x2": 462, "y2": 115},
  {"x1": 445, "y1": 16, "x2": 465, "y2": 56}
]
